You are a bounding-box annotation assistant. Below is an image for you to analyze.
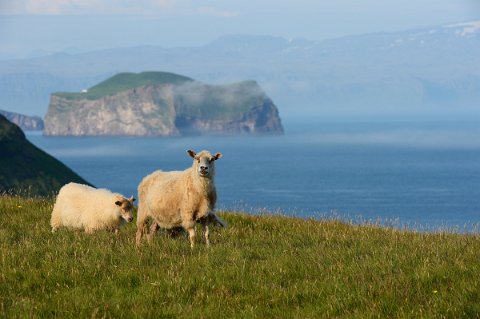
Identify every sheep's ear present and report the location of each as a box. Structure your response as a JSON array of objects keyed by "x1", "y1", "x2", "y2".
[
  {"x1": 187, "y1": 150, "x2": 196, "y2": 158},
  {"x1": 213, "y1": 153, "x2": 222, "y2": 161},
  {"x1": 115, "y1": 201, "x2": 122, "y2": 206}
]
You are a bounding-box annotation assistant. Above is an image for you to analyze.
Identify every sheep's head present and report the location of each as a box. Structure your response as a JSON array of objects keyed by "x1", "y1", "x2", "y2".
[
  {"x1": 115, "y1": 196, "x2": 135, "y2": 222},
  {"x1": 187, "y1": 149, "x2": 222, "y2": 178}
]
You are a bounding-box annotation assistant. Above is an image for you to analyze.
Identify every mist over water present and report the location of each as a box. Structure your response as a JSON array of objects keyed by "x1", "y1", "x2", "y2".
[{"x1": 27, "y1": 120, "x2": 480, "y2": 231}]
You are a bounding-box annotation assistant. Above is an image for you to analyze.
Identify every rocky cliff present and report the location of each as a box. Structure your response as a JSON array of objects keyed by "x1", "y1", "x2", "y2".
[
  {"x1": 0, "y1": 109, "x2": 44, "y2": 131},
  {"x1": 44, "y1": 72, "x2": 283, "y2": 136},
  {"x1": 0, "y1": 115, "x2": 91, "y2": 196}
]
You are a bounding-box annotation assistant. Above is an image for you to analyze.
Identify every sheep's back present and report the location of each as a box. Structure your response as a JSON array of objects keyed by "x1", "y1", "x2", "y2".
[{"x1": 139, "y1": 170, "x2": 185, "y2": 197}]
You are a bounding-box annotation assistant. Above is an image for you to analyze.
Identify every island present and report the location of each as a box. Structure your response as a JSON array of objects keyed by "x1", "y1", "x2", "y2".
[{"x1": 43, "y1": 72, "x2": 284, "y2": 136}]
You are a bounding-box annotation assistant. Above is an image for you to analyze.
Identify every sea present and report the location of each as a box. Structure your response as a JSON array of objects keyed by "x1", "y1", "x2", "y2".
[{"x1": 26, "y1": 120, "x2": 480, "y2": 232}]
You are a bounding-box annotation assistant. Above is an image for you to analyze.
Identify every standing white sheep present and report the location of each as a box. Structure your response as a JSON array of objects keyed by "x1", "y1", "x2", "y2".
[
  {"x1": 136, "y1": 149, "x2": 222, "y2": 247},
  {"x1": 50, "y1": 182, "x2": 135, "y2": 233}
]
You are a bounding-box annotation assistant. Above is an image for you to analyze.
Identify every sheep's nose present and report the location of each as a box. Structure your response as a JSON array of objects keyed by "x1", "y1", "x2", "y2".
[
  {"x1": 127, "y1": 217, "x2": 133, "y2": 222},
  {"x1": 200, "y1": 166, "x2": 208, "y2": 171}
]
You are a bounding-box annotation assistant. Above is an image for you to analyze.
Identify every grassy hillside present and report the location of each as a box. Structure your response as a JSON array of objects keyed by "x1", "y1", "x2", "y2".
[
  {"x1": 1, "y1": 196, "x2": 479, "y2": 318},
  {"x1": 0, "y1": 115, "x2": 91, "y2": 196},
  {"x1": 54, "y1": 71, "x2": 193, "y2": 100}
]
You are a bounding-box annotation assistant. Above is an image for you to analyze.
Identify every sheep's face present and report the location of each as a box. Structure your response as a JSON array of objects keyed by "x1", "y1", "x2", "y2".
[
  {"x1": 115, "y1": 196, "x2": 136, "y2": 222},
  {"x1": 188, "y1": 149, "x2": 222, "y2": 178}
]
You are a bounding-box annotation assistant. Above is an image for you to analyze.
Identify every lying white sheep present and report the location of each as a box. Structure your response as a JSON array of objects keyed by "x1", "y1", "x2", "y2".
[
  {"x1": 136, "y1": 149, "x2": 222, "y2": 247},
  {"x1": 50, "y1": 182, "x2": 135, "y2": 233}
]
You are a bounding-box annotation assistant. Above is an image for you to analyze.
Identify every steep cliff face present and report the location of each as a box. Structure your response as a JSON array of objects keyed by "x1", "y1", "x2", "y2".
[
  {"x1": 0, "y1": 115, "x2": 90, "y2": 196},
  {"x1": 0, "y1": 109, "x2": 44, "y2": 131},
  {"x1": 45, "y1": 85, "x2": 178, "y2": 136},
  {"x1": 44, "y1": 72, "x2": 283, "y2": 136},
  {"x1": 174, "y1": 98, "x2": 283, "y2": 135}
]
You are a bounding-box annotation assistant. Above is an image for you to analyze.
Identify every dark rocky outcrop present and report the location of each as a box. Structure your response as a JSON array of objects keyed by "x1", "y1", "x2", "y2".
[
  {"x1": 0, "y1": 115, "x2": 91, "y2": 196},
  {"x1": 44, "y1": 72, "x2": 283, "y2": 136}
]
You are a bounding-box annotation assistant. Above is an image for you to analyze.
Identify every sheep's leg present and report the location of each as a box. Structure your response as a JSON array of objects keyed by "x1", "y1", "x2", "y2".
[
  {"x1": 136, "y1": 212, "x2": 149, "y2": 247},
  {"x1": 136, "y1": 224, "x2": 147, "y2": 246},
  {"x1": 203, "y1": 223, "x2": 210, "y2": 246},
  {"x1": 213, "y1": 214, "x2": 227, "y2": 228},
  {"x1": 147, "y1": 222, "x2": 160, "y2": 242},
  {"x1": 187, "y1": 227, "x2": 196, "y2": 248},
  {"x1": 199, "y1": 217, "x2": 211, "y2": 246}
]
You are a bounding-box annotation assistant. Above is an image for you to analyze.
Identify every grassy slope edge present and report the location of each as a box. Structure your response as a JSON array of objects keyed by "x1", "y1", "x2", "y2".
[
  {"x1": 0, "y1": 196, "x2": 479, "y2": 318},
  {"x1": 0, "y1": 115, "x2": 91, "y2": 196},
  {"x1": 54, "y1": 71, "x2": 193, "y2": 100}
]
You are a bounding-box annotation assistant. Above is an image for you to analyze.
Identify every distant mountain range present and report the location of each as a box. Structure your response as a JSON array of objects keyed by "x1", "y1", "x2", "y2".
[{"x1": 0, "y1": 20, "x2": 479, "y2": 118}]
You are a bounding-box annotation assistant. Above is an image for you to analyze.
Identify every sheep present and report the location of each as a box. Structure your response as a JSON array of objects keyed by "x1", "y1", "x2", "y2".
[
  {"x1": 136, "y1": 149, "x2": 222, "y2": 247},
  {"x1": 50, "y1": 182, "x2": 135, "y2": 233}
]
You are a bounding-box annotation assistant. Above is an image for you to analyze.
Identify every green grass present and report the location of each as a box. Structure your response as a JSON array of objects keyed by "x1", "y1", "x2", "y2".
[
  {"x1": 54, "y1": 72, "x2": 193, "y2": 100},
  {"x1": 1, "y1": 196, "x2": 479, "y2": 318}
]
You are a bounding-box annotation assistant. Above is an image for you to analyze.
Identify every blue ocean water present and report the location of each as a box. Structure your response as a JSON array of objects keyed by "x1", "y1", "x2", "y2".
[{"x1": 27, "y1": 120, "x2": 480, "y2": 231}]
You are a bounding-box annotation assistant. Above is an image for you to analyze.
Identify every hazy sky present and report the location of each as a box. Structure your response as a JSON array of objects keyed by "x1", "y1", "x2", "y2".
[{"x1": 1, "y1": 0, "x2": 479, "y2": 59}]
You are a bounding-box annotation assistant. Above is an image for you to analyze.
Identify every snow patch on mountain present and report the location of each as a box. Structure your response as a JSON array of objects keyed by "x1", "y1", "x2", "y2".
[{"x1": 446, "y1": 20, "x2": 480, "y2": 36}]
